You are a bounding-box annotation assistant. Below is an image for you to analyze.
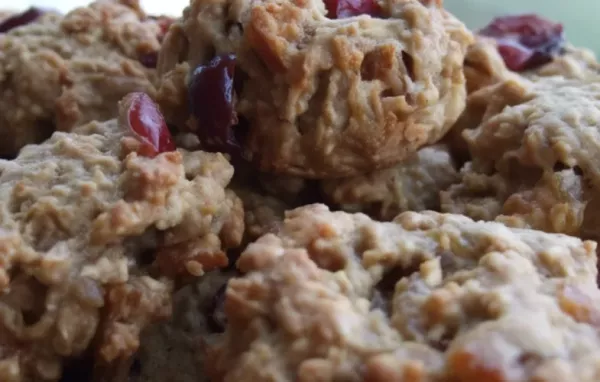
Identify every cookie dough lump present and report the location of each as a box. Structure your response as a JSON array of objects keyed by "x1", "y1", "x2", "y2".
[
  {"x1": 0, "y1": 93, "x2": 243, "y2": 382},
  {"x1": 209, "y1": 204, "x2": 600, "y2": 382},
  {"x1": 442, "y1": 76, "x2": 600, "y2": 242},
  {"x1": 157, "y1": 0, "x2": 473, "y2": 177},
  {"x1": 0, "y1": 0, "x2": 169, "y2": 158}
]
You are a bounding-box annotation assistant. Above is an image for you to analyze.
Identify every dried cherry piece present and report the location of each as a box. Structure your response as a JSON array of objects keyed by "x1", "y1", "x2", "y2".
[
  {"x1": 478, "y1": 14, "x2": 565, "y2": 72},
  {"x1": 324, "y1": 0, "x2": 382, "y2": 19},
  {"x1": 188, "y1": 54, "x2": 244, "y2": 156},
  {"x1": 139, "y1": 51, "x2": 158, "y2": 68},
  {"x1": 123, "y1": 92, "x2": 176, "y2": 157},
  {"x1": 0, "y1": 7, "x2": 46, "y2": 33}
]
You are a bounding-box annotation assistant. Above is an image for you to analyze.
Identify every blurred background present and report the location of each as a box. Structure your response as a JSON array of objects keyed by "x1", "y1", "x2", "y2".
[{"x1": 9, "y1": 0, "x2": 600, "y2": 54}]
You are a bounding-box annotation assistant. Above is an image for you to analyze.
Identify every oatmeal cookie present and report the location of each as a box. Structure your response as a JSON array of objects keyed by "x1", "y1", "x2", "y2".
[
  {"x1": 0, "y1": 94, "x2": 243, "y2": 382},
  {"x1": 442, "y1": 76, "x2": 600, "y2": 242},
  {"x1": 0, "y1": 0, "x2": 169, "y2": 158},
  {"x1": 208, "y1": 204, "x2": 600, "y2": 382},
  {"x1": 321, "y1": 144, "x2": 459, "y2": 220},
  {"x1": 157, "y1": 0, "x2": 473, "y2": 178}
]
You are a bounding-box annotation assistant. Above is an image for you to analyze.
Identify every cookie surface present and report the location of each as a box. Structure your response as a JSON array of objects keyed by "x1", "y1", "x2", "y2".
[
  {"x1": 208, "y1": 204, "x2": 599, "y2": 381},
  {"x1": 157, "y1": 0, "x2": 473, "y2": 178},
  {"x1": 0, "y1": 0, "x2": 167, "y2": 158},
  {"x1": 0, "y1": 96, "x2": 243, "y2": 382}
]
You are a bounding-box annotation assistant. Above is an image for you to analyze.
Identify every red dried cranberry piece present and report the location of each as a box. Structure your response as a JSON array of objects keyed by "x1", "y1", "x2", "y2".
[
  {"x1": 0, "y1": 7, "x2": 46, "y2": 33},
  {"x1": 188, "y1": 54, "x2": 245, "y2": 156},
  {"x1": 124, "y1": 92, "x2": 176, "y2": 157},
  {"x1": 478, "y1": 14, "x2": 565, "y2": 72},
  {"x1": 324, "y1": 0, "x2": 381, "y2": 19},
  {"x1": 139, "y1": 52, "x2": 158, "y2": 68}
]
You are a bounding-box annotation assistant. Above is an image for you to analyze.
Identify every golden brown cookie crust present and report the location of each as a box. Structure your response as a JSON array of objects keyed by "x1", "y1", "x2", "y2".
[{"x1": 157, "y1": 0, "x2": 473, "y2": 178}]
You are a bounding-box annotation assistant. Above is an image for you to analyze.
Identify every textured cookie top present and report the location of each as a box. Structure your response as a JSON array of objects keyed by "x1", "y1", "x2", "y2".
[
  {"x1": 157, "y1": 0, "x2": 472, "y2": 178},
  {"x1": 0, "y1": 0, "x2": 168, "y2": 157},
  {"x1": 443, "y1": 76, "x2": 600, "y2": 244},
  {"x1": 209, "y1": 204, "x2": 599, "y2": 382},
  {"x1": 0, "y1": 96, "x2": 243, "y2": 382}
]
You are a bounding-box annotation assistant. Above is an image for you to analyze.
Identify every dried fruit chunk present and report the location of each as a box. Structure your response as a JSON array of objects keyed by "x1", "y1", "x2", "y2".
[
  {"x1": 122, "y1": 92, "x2": 176, "y2": 157},
  {"x1": 188, "y1": 54, "x2": 243, "y2": 155},
  {"x1": 324, "y1": 0, "x2": 381, "y2": 18},
  {"x1": 478, "y1": 14, "x2": 565, "y2": 72},
  {"x1": 139, "y1": 52, "x2": 158, "y2": 68},
  {"x1": 0, "y1": 7, "x2": 46, "y2": 33}
]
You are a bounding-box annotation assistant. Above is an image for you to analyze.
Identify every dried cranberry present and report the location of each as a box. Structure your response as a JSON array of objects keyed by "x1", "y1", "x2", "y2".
[
  {"x1": 188, "y1": 54, "x2": 245, "y2": 156},
  {"x1": 324, "y1": 0, "x2": 381, "y2": 18},
  {"x1": 0, "y1": 7, "x2": 46, "y2": 33},
  {"x1": 478, "y1": 14, "x2": 565, "y2": 72},
  {"x1": 139, "y1": 51, "x2": 158, "y2": 68},
  {"x1": 123, "y1": 92, "x2": 176, "y2": 156}
]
